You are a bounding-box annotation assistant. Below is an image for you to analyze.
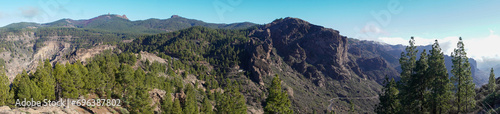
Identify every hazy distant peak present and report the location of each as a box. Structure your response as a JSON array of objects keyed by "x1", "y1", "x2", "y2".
[
  {"x1": 171, "y1": 15, "x2": 181, "y2": 18},
  {"x1": 116, "y1": 14, "x2": 128, "y2": 20}
]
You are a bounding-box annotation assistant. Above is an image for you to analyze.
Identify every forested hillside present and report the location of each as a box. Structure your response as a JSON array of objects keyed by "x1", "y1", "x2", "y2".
[
  {"x1": 0, "y1": 50, "x2": 252, "y2": 113},
  {"x1": 0, "y1": 14, "x2": 256, "y2": 82},
  {"x1": 0, "y1": 15, "x2": 496, "y2": 114}
]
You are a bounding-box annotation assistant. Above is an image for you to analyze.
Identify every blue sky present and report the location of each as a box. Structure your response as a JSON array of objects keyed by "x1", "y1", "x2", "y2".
[{"x1": 1, "y1": 0, "x2": 500, "y2": 69}]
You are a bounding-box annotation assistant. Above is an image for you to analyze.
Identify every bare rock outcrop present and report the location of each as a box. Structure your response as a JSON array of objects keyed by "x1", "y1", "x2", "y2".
[
  {"x1": 149, "y1": 88, "x2": 167, "y2": 113},
  {"x1": 139, "y1": 51, "x2": 168, "y2": 64},
  {"x1": 68, "y1": 44, "x2": 116, "y2": 63},
  {"x1": 246, "y1": 17, "x2": 355, "y2": 86}
]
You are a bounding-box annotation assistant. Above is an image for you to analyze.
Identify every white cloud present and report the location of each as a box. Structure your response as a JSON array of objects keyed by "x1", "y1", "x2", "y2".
[
  {"x1": 375, "y1": 30, "x2": 500, "y2": 69},
  {"x1": 378, "y1": 36, "x2": 437, "y2": 46},
  {"x1": 360, "y1": 23, "x2": 387, "y2": 34},
  {"x1": 463, "y1": 30, "x2": 500, "y2": 62},
  {"x1": 19, "y1": 6, "x2": 41, "y2": 19}
]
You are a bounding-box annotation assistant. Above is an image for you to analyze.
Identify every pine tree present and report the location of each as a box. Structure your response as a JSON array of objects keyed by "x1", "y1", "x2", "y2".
[
  {"x1": 172, "y1": 98, "x2": 183, "y2": 114},
  {"x1": 216, "y1": 81, "x2": 247, "y2": 114},
  {"x1": 427, "y1": 40, "x2": 453, "y2": 113},
  {"x1": 100, "y1": 54, "x2": 119, "y2": 96},
  {"x1": 33, "y1": 60, "x2": 55, "y2": 100},
  {"x1": 264, "y1": 74, "x2": 293, "y2": 114},
  {"x1": 133, "y1": 68, "x2": 146, "y2": 87},
  {"x1": 53, "y1": 63, "x2": 65, "y2": 99},
  {"x1": 230, "y1": 85, "x2": 248, "y2": 114},
  {"x1": 128, "y1": 87, "x2": 153, "y2": 114},
  {"x1": 85, "y1": 61, "x2": 103, "y2": 94},
  {"x1": 410, "y1": 49, "x2": 430, "y2": 112},
  {"x1": 11, "y1": 73, "x2": 23, "y2": 99},
  {"x1": 488, "y1": 68, "x2": 497, "y2": 110},
  {"x1": 0, "y1": 64, "x2": 11, "y2": 106},
  {"x1": 215, "y1": 90, "x2": 227, "y2": 113},
  {"x1": 117, "y1": 63, "x2": 135, "y2": 98},
  {"x1": 118, "y1": 64, "x2": 134, "y2": 87},
  {"x1": 66, "y1": 63, "x2": 85, "y2": 97},
  {"x1": 12, "y1": 70, "x2": 42, "y2": 101},
  {"x1": 375, "y1": 76, "x2": 401, "y2": 114},
  {"x1": 12, "y1": 71, "x2": 31, "y2": 100},
  {"x1": 60, "y1": 63, "x2": 78, "y2": 98},
  {"x1": 43, "y1": 59, "x2": 52, "y2": 75},
  {"x1": 397, "y1": 37, "x2": 418, "y2": 113},
  {"x1": 74, "y1": 60, "x2": 88, "y2": 95},
  {"x1": 451, "y1": 37, "x2": 476, "y2": 113},
  {"x1": 489, "y1": 68, "x2": 496, "y2": 93},
  {"x1": 183, "y1": 84, "x2": 199, "y2": 114},
  {"x1": 28, "y1": 77, "x2": 43, "y2": 101},
  {"x1": 161, "y1": 93, "x2": 173, "y2": 114},
  {"x1": 201, "y1": 96, "x2": 213, "y2": 114}
]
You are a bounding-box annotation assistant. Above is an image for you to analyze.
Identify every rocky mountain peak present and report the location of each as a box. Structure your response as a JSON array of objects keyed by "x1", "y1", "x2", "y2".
[
  {"x1": 267, "y1": 17, "x2": 340, "y2": 34},
  {"x1": 89, "y1": 14, "x2": 130, "y2": 21},
  {"x1": 171, "y1": 15, "x2": 180, "y2": 18},
  {"x1": 116, "y1": 14, "x2": 129, "y2": 20},
  {"x1": 270, "y1": 17, "x2": 310, "y2": 25},
  {"x1": 246, "y1": 17, "x2": 355, "y2": 86}
]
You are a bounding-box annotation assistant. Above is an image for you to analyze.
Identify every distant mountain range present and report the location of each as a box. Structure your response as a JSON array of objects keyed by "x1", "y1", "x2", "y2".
[
  {"x1": 1, "y1": 14, "x2": 256, "y2": 34},
  {"x1": 348, "y1": 39, "x2": 489, "y2": 86}
]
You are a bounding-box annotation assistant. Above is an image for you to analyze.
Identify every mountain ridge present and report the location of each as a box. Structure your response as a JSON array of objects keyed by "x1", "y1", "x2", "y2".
[{"x1": 1, "y1": 14, "x2": 257, "y2": 34}]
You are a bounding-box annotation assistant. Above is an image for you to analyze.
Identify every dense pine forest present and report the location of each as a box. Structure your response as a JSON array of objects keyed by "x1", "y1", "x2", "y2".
[{"x1": 0, "y1": 26, "x2": 294, "y2": 114}]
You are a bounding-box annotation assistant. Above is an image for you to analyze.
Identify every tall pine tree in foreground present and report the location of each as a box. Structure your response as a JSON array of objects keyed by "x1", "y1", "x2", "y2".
[
  {"x1": 451, "y1": 37, "x2": 476, "y2": 113},
  {"x1": 489, "y1": 68, "x2": 496, "y2": 93},
  {"x1": 12, "y1": 70, "x2": 43, "y2": 101},
  {"x1": 0, "y1": 64, "x2": 11, "y2": 106},
  {"x1": 411, "y1": 49, "x2": 429, "y2": 112},
  {"x1": 33, "y1": 60, "x2": 55, "y2": 100},
  {"x1": 53, "y1": 63, "x2": 66, "y2": 99},
  {"x1": 487, "y1": 68, "x2": 497, "y2": 110},
  {"x1": 265, "y1": 74, "x2": 293, "y2": 114},
  {"x1": 216, "y1": 80, "x2": 247, "y2": 114},
  {"x1": 427, "y1": 40, "x2": 453, "y2": 113},
  {"x1": 84, "y1": 61, "x2": 104, "y2": 94},
  {"x1": 66, "y1": 63, "x2": 85, "y2": 97},
  {"x1": 397, "y1": 37, "x2": 418, "y2": 113},
  {"x1": 375, "y1": 76, "x2": 401, "y2": 114}
]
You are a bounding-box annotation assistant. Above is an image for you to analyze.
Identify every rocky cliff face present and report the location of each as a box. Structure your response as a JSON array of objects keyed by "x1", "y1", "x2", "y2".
[
  {"x1": 245, "y1": 18, "x2": 382, "y2": 113},
  {"x1": 0, "y1": 32, "x2": 115, "y2": 82},
  {"x1": 247, "y1": 17, "x2": 365, "y2": 86},
  {"x1": 348, "y1": 40, "x2": 401, "y2": 83}
]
